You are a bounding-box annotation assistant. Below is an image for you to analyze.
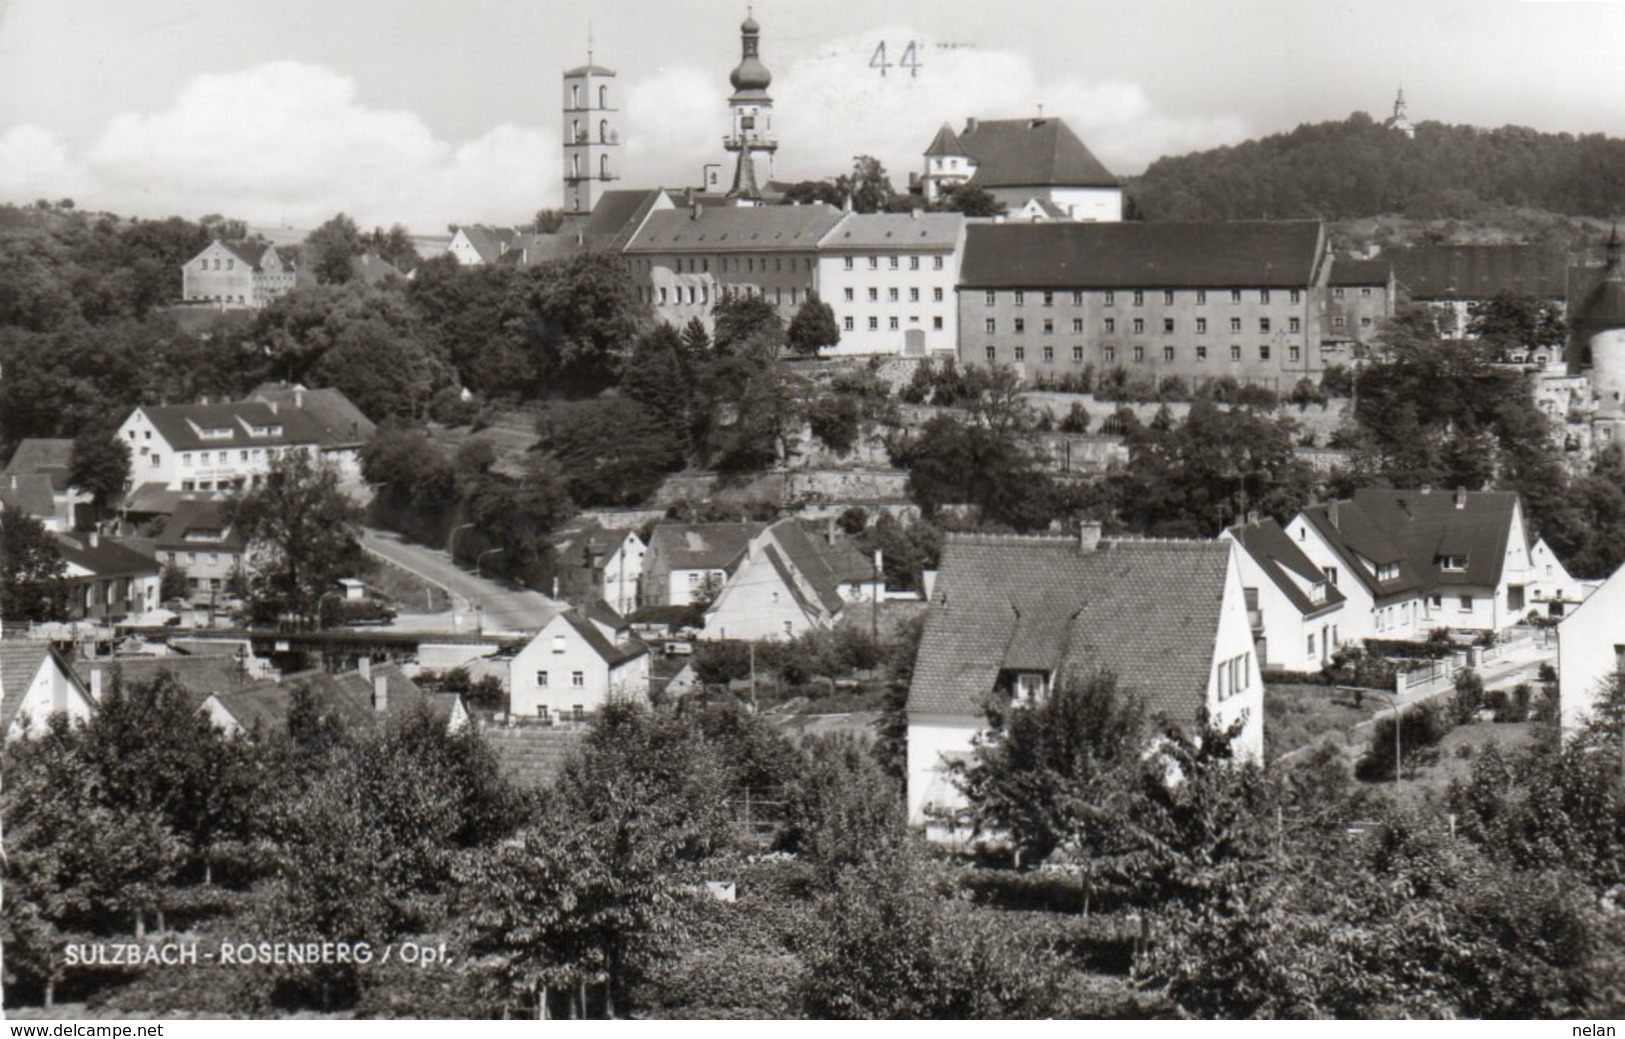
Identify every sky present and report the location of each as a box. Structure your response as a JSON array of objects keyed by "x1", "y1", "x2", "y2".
[{"x1": 3, "y1": 0, "x2": 1625, "y2": 233}]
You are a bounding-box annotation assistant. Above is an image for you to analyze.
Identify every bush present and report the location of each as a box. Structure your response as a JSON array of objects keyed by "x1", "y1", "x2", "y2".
[
  {"x1": 1322, "y1": 364, "x2": 1354, "y2": 398},
  {"x1": 1449, "y1": 668, "x2": 1486, "y2": 726},
  {"x1": 1057, "y1": 402, "x2": 1091, "y2": 433},
  {"x1": 1358, "y1": 701, "x2": 1451, "y2": 781}
]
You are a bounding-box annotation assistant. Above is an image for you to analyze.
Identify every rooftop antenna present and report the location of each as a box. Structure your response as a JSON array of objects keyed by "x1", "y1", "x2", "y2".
[{"x1": 587, "y1": 19, "x2": 593, "y2": 66}]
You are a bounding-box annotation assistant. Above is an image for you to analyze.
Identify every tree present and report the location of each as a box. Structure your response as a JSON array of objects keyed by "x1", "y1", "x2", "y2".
[
  {"x1": 710, "y1": 293, "x2": 784, "y2": 360},
  {"x1": 786, "y1": 292, "x2": 840, "y2": 356},
  {"x1": 620, "y1": 325, "x2": 695, "y2": 462},
  {"x1": 304, "y1": 213, "x2": 364, "y2": 285},
  {"x1": 531, "y1": 209, "x2": 566, "y2": 234},
  {"x1": 836, "y1": 156, "x2": 897, "y2": 214},
  {"x1": 780, "y1": 180, "x2": 844, "y2": 207},
  {"x1": 308, "y1": 314, "x2": 446, "y2": 421},
  {"x1": 159, "y1": 564, "x2": 190, "y2": 603},
  {"x1": 363, "y1": 223, "x2": 420, "y2": 272},
  {"x1": 503, "y1": 252, "x2": 649, "y2": 396},
  {"x1": 1, "y1": 505, "x2": 68, "y2": 621},
  {"x1": 535, "y1": 397, "x2": 678, "y2": 507},
  {"x1": 778, "y1": 734, "x2": 906, "y2": 882},
  {"x1": 227, "y1": 451, "x2": 363, "y2": 627},
  {"x1": 933, "y1": 183, "x2": 1006, "y2": 217},
  {"x1": 806, "y1": 393, "x2": 862, "y2": 456}
]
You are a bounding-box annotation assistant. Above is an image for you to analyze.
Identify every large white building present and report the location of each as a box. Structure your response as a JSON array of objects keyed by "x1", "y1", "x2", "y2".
[
  {"x1": 815, "y1": 211, "x2": 964, "y2": 357},
  {"x1": 118, "y1": 402, "x2": 323, "y2": 494}
]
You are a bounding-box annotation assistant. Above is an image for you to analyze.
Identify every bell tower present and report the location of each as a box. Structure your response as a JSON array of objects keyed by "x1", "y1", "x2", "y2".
[
  {"x1": 723, "y1": 10, "x2": 776, "y2": 202},
  {"x1": 563, "y1": 41, "x2": 620, "y2": 215}
]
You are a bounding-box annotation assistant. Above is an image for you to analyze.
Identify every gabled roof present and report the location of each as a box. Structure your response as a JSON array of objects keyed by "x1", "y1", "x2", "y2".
[
  {"x1": 1298, "y1": 501, "x2": 1427, "y2": 603},
  {"x1": 1329, "y1": 258, "x2": 1393, "y2": 287},
  {"x1": 554, "y1": 610, "x2": 648, "y2": 669},
  {"x1": 121, "y1": 482, "x2": 189, "y2": 517},
  {"x1": 1228, "y1": 519, "x2": 1346, "y2": 618},
  {"x1": 581, "y1": 188, "x2": 667, "y2": 243},
  {"x1": 53, "y1": 533, "x2": 159, "y2": 579},
  {"x1": 455, "y1": 225, "x2": 521, "y2": 264},
  {"x1": 820, "y1": 211, "x2": 963, "y2": 251},
  {"x1": 924, "y1": 122, "x2": 966, "y2": 158},
  {"x1": 625, "y1": 204, "x2": 844, "y2": 254},
  {"x1": 4, "y1": 438, "x2": 74, "y2": 491},
  {"x1": 153, "y1": 499, "x2": 242, "y2": 552},
  {"x1": 350, "y1": 253, "x2": 406, "y2": 285},
  {"x1": 132, "y1": 401, "x2": 325, "y2": 452},
  {"x1": 495, "y1": 233, "x2": 598, "y2": 266},
  {"x1": 246, "y1": 384, "x2": 375, "y2": 447},
  {"x1": 1, "y1": 473, "x2": 57, "y2": 520},
  {"x1": 648, "y1": 522, "x2": 766, "y2": 572},
  {"x1": 908, "y1": 536, "x2": 1232, "y2": 723},
  {"x1": 81, "y1": 655, "x2": 251, "y2": 712},
  {"x1": 1349, "y1": 488, "x2": 1521, "y2": 590},
  {"x1": 1387, "y1": 244, "x2": 1567, "y2": 301},
  {"x1": 1, "y1": 642, "x2": 84, "y2": 729},
  {"x1": 765, "y1": 518, "x2": 873, "y2": 615},
  {"x1": 958, "y1": 117, "x2": 1118, "y2": 189},
  {"x1": 959, "y1": 221, "x2": 1325, "y2": 290},
  {"x1": 220, "y1": 240, "x2": 270, "y2": 270},
  {"x1": 210, "y1": 663, "x2": 450, "y2": 734}
]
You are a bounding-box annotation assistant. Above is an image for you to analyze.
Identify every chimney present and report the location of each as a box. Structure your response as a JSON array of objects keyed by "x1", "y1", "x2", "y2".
[
  {"x1": 1454, "y1": 486, "x2": 1467, "y2": 510},
  {"x1": 357, "y1": 655, "x2": 371, "y2": 681},
  {"x1": 1244, "y1": 509, "x2": 1260, "y2": 527},
  {"x1": 922, "y1": 569, "x2": 939, "y2": 601},
  {"x1": 373, "y1": 674, "x2": 389, "y2": 713},
  {"x1": 88, "y1": 531, "x2": 99, "y2": 548},
  {"x1": 294, "y1": 387, "x2": 305, "y2": 409},
  {"x1": 267, "y1": 400, "x2": 278, "y2": 415},
  {"x1": 692, "y1": 202, "x2": 703, "y2": 220},
  {"x1": 1079, "y1": 521, "x2": 1102, "y2": 553},
  {"x1": 1328, "y1": 502, "x2": 1340, "y2": 530},
  {"x1": 826, "y1": 515, "x2": 836, "y2": 545},
  {"x1": 965, "y1": 117, "x2": 979, "y2": 135},
  {"x1": 90, "y1": 668, "x2": 104, "y2": 702}
]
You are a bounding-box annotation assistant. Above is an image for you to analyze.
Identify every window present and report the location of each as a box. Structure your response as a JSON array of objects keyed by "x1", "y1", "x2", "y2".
[
  {"x1": 1458, "y1": 594, "x2": 1473, "y2": 612},
  {"x1": 1259, "y1": 317, "x2": 1271, "y2": 333},
  {"x1": 1163, "y1": 290, "x2": 1175, "y2": 305},
  {"x1": 985, "y1": 291, "x2": 996, "y2": 306},
  {"x1": 843, "y1": 256, "x2": 854, "y2": 270},
  {"x1": 890, "y1": 256, "x2": 900, "y2": 270},
  {"x1": 933, "y1": 256, "x2": 944, "y2": 270},
  {"x1": 1334, "y1": 287, "x2": 1346, "y2": 299},
  {"x1": 909, "y1": 287, "x2": 920, "y2": 303},
  {"x1": 1132, "y1": 290, "x2": 1144, "y2": 306},
  {"x1": 868, "y1": 316, "x2": 879, "y2": 331},
  {"x1": 1073, "y1": 345, "x2": 1084, "y2": 361},
  {"x1": 910, "y1": 256, "x2": 920, "y2": 270},
  {"x1": 1260, "y1": 289, "x2": 1271, "y2": 304},
  {"x1": 1230, "y1": 345, "x2": 1242, "y2": 362},
  {"x1": 1289, "y1": 317, "x2": 1301, "y2": 333},
  {"x1": 1230, "y1": 317, "x2": 1242, "y2": 333},
  {"x1": 1290, "y1": 289, "x2": 1301, "y2": 304},
  {"x1": 552, "y1": 634, "x2": 567, "y2": 653},
  {"x1": 1014, "y1": 318, "x2": 1026, "y2": 333},
  {"x1": 1133, "y1": 345, "x2": 1145, "y2": 362},
  {"x1": 1043, "y1": 319, "x2": 1054, "y2": 335},
  {"x1": 1289, "y1": 345, "x2": 1301, "y2": 362},
  {"x1": 933, "y1": 316, "x2": 943, "y2": 330},
  {"x1": 1437, "y1": 555, "x2": 1468, "y2": 572},
  {"x1": 1324, "y1": 566, "x2": 1339, "y2": 586},
  {"x1": 1361, "y1": 317, "x2": 1372, "y2": 328},
  {"x1": 1163, "y1": 318, "x2": 1175, "y2": 334},
  {"x1": 1196, "y1": 345, "x2": 1208, "y2": 361},
  {"x1": 985, "y1": 318, "x2": 996, "y2": 333},
  {"x1": 1196, "y1": 290, "x2": 1207, "y2": 305},
  {"x1": 1333, "y1": 315, "x2": 1346, "y2": 328},
  {"x1": 888, "y1": 288, "x2": 899, "y2": 302},
  {"x1": 1072, "y1": 318, "x2": 1084, "y2": 333},
  {"x1": 985, "y1": 345, "x2": 997, "y2": 361},
  {"x1": 1196, "y1": 317, "x2": 1208, "y2": 334},
  {"x1": 843, "y1": 288, "x2": 854, "y2": 302},
  {"x1": 1376, "y1": 562, "x2": 1400, "y2": 582},
  {"x1": 536, "y1": 671, "x2": 549, "y2": 687},
  {"x1": 868, "y1": 288, "x2": 879, "y2": 302},
  {"x1": 1013, "y1": 346, "x2": 1025, "y2": 361},
  {"x1": 1103, "y1": 346, "x2": 1116, "y2": 361},
  {"x1": 1014, "y1": 291, "x2": 1025, "y2": 306},
  {"x1": 933, "y1": 287, "x2": 944, "y2": 302},
  {"x1": 1132, "y1": 318, "x2": 1145, "y2": 334},
  {"x1": 1040, "y1": 345, "x2": 1053, "y2": 362},
  {"x1": 1259, "y1": 345, "x2": 1271, "y2": 361},
  {"x1": 868, "y1": 257, "x2": 879, "y2": 270},
  {"x1": 1104, "y1": 318, "x2": 1116, "y2": 333},
  {"x1": 843, "y1": 316, "x2": 854, "y2": 331},
  {"x1": 1307, "y1": 633, "x2": 1316, "y2": 658},
  {"x1": 1361, "y1": 287, "x2": 1373, "y2": 297},
  {"x1": 572, "y1": 671, "x2": 585, "y2": 687},
  {"x1": 1072, "y1": 291, "x2": 1084, "y2": 306},
  {"x1": 889, "y1": 316, "x2": 899, "y2": 330},
  {"x1": 1043, "y1": 291, "x2": 1054, "y2": 306},
  {"x1": 1104, "y1": 291, "x2": 1115, "y2": 306},
  {"x1": 658, "y1": 287, "x2": 667, "y2": 305}
]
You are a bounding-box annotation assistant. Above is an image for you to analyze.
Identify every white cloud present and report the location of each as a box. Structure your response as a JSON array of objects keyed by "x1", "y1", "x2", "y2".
[
  {"x1": 1, "y1": 62, "x2": 557, "y2": 231},
  {"x1": 0, "y1": 124, "x2": 88, "y2": 201},
  {"x1": 620, "y1": 27, "x2": 1249, "y2": 190}
]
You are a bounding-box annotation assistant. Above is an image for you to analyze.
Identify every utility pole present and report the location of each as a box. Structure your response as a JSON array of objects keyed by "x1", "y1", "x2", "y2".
[{"x1": 748, "y1": 642, "x2": 757, "y2": 713}]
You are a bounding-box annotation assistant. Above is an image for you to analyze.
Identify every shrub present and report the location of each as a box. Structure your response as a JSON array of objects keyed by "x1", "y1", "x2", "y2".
[
  {"x1": 1358, "y1": 701, "x2": 1451, "y2": 781},
  {"x1": 1449, "y1": 668, "x2": 1486, "y2": 726}
]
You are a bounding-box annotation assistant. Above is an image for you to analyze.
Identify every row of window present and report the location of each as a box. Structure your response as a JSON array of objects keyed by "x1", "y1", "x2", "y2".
[
  {"x1": 985, "y1": 288, "x2": 1311, "y2": 308},
  {"x1": 843, "y1": 286, "x2": 947, "y2": 304},
  {"x1": 654, "y1": 255, "x2": 817, "y2": 275},
  {"x1": 1216, "y1": 652, "x2": 1252, "y2": 701},
  {"x1": 649, "y1": 284, "x2": 806, "y2": 307},
  {"x1": 842, "y1": 255, "x2": 948, "y2": 271},
  {"x1": 982, "y1": 343, "x2": 1314, "y2": 364},
  {"x1": 536, "y1": 671, "x2": 586, "y2": 688},
  {"x1": 196, "y1": 258, "x2": 235, "y2": 271},
  {"x1": 181, "y1": 447, "x2": 289, "y2": 466},
  {"x1": 988, "y1": 316, "x2": 1305, "y2": 336},
  {"x1": 843, "y1": 315, "x2": 945, "y2": 332},
  {"x1": 163, "y1": 550, "x2": 228, "y2": 567}
]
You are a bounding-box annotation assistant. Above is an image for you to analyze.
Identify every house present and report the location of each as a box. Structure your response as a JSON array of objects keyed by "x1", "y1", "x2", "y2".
[
  {"x1": 906, "y1": 532, "x2": 1261, "y2": 828},
  {"x1": 623, "y1": 204, "x2": 845, "y2": 334},
  {"x1": 958, "y1": 221, "x2": 1339, "y2": 389},
  {"x1": 551, "y1": 520, "x2": 646, "y2": 616},
  {"x1": 73, "y1": 652, "x2": 258, "y2": 714},
  {"x1": 151, "y1": 499, "x2": 244, "y2": 598},
  {"x1": 1528, "y1": 536, "x2": 1595, "y2": 617},
  {"x1": 2, "y1": 641, "x2": 96, "y2": 740},
  {"x1": 1284, "y1": 500, "x2": 1427, "y2": 644},
  {"x1": 1387, "y1": 244, "x2": 1568, "y2": 340},
  {"x1": 181, "y1": 239, "x2": 296, "y2": 309},
  {"x1": 244, "y1": 383, "x2": 377, "y2": 481},
  {"x1": 447, "y1": 225, "x2": 523, "y2": 266},
  {"x1": 702, "y1": 518, "x2": 880, "y2": 641},
  {"x1": 3, "y1": 438, "x2": 88, "y2": 529},
  {"x1": 200, "y1": 658, "x2": 467, "y2": 737},
  {"x1": 53, "y1": 531, "x2": 162, "y2": 623},
  {"x1": 116, "y1": 402, "x2": 323, "y2": 493},
  {"x1": 917, "y1": 117, "x2": 1123, "y2": 222},
  {"x1": 1222, "y1": 518, "x2": 1348, "y2": 672},
  {"x1": 1325, "y1": 258, "x2": 1395, "y2": 355},
  {"x1": 1, "y1": 472, "x2": 66, "y2": 532},
  {"x1": 813, "y1": 211, "x2": 964, "y2": 357},
  {"x1": 642, "y1": 522, "x2": 766, "y2": 607},
  {"x1": 507, "y1": 610, "x2": 650, "y2": 723},
  {"x1": 1557, "y1": 561, "x2": 1625, "y2": 738}
]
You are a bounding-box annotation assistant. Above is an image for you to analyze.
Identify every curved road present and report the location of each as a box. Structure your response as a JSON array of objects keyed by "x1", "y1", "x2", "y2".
[{"x1": 361, "y1": 527, "x2": 559, "y2": 635}]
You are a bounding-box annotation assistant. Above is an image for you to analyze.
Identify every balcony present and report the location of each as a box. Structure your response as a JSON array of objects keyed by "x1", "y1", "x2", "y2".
[{"x1": 723, "y1": 132, "x2": 778, "y2": 151}]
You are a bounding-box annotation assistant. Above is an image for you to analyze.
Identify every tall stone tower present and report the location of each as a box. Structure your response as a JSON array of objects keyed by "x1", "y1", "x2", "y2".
[
  {"x1": 724, "y1": 11, "x2": 776, "y2": 202},
  {"x1": 563, "y1": 54, "x2": 619, "y2": 215},
  {"x1": 1575, "y1": 226, "x2": 1625, "y2": 448}
]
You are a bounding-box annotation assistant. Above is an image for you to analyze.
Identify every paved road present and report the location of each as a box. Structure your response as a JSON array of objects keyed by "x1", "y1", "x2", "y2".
[{"x1": 360, "y1": 527, "x2": 558, "y2": 635}]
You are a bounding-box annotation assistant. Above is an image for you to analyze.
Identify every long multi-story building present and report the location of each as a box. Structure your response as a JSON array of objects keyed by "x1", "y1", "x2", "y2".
[
  {"x1": 815, "y1": 211, "x2": 964, "y2": 356},
  {"x1": 956, "y1": 221, "x2": 1347, "y2": 389}
]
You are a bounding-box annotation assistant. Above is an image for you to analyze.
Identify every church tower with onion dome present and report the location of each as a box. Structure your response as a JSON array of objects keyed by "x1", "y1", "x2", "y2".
[{"x1": 723, "y1": 10, "x2": 777, "y2": 202}]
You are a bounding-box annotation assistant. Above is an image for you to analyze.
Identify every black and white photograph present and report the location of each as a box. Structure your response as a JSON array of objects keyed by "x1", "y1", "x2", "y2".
[{"x1": 2, "y1": 0, "x2": 1625, "y2": 1022}]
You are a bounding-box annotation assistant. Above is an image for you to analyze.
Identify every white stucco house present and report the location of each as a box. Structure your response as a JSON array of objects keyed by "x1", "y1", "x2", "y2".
[
  {"x1": 508, "y1": 610, "x2": 651, "y2": 723},
  {"x1": 2, "y1": 642, "x2": 96, "y2": 740},
  {"x1": 1223, "y1": 519, "x2": 1347, "y2": 672},
  {"x1": 702, "y1": 518, "x2": 882, "y2": 642},
  {"x1": 1557, "y1": 561, "x2": 1625, "y2": 739}
]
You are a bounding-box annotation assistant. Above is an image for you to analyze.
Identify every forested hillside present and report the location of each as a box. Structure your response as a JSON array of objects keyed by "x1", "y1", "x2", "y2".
[{"x1": 1129, "y1": 112, "x2": 1625, "y2": 223}]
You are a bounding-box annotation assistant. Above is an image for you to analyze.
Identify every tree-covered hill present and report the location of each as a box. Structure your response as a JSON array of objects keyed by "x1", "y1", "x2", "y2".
[{"x1": 1128, "y1": 112, "x2": 1625, "y2": 223}]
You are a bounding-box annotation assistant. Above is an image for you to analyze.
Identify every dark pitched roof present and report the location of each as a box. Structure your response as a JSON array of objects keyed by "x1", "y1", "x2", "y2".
[
  {"x1": 350, "y1": 253, "x2": 406, "y2": 285},
  {"x1": 456, "y1": 226, "x2": 521, "y2": 264},
  {"x1": 121, "y1": 482, "x2": 190, "y2": 517},
  {"x1": 2, "y1": 642, "x2": 84, "y2": 729},
  {"x1": 219, "y1": 240, "x2": 270, "y2": 271},
  {"x1": 154, "y1": 499, "x2": 242, "y2": 552},
  {"x1": 908, "y1": 536, "x2": 1232, "y2": 723},
  {"x1": 1387, "y1": 244, "x2": 1567, "y2": 301},
  {"x1": 820, "y1": 212, "x2": 962, "y2": 251},
  {"x1": 648, "y1": 523, "x2": 766, "y2": 572},
  {"x1": 482, "y1": 725, "x2": 584, "y2": 789},
  {"x1": 211, "y1": 663, "x2": 445, "y2": 734},
  {"x1": 4, "y1": 438, "x2": 74, "y2": 491},
  {"x1": 81, "y1": 655, "x2": 252, "y2": 711},
  {"x1": 1, "y1": 473, "x2": 57, "y2": 520},
  {"x1": 924, "y1": 122, "x2": 966, "y2": 158},
  {"x1": 558, "y1": 611, "x2": 648, "y2": 668},
  {"x1": 1229, "y1": 519, "x2": 1346, "y2": 618},
  {"x1": 959, "y1": 221, "x2": 1325, "y2": 290},
  {"x1": 1349, "y1": 488, "x2": 1520, "y2": 590},
  {"x1": 625, "y1": 205, "x2": 844, "y2": 254},
  {"x1": 1330, "y1": 258, "x2": 1393, "y2": 287},
  {"x1": 767, "y1": 519, "x2": 873, "y2": 615},
  {"x1": 495, "y1": 233, "x2": 598, "y2": 266},
  {"x1": 246, "y1": 384, "x2": 376, "y2": 447},
  {"x1": 53, "y1": 533, "x2": 159, "y2": 578},
  {"x1": 581, "y1": 188, "x2": 663, "y2": 241},
  {"x1": 1298, "y1": 501, "x2": 1427, "y2": 603},
  {"x1": 1572, "y1": 257, "x2": 1625, "y2": 331},
  {"x1": 959, "y1": 117, "x2": 1118, "y2": 189},
  {"x1": 134, "y1": 401, "x2": 325, "y2": 452}
]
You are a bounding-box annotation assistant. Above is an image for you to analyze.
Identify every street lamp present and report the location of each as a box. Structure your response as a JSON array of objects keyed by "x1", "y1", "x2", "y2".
[
  {"x1": 476, "y1": 547, "x2": 504, "y2": 580},
  {"x1": 1363, "y1": 688, "x2": 1405, "y2": 785},
  {"x1": 450, "y1": 522, "x2": 476, "y2": 563}
]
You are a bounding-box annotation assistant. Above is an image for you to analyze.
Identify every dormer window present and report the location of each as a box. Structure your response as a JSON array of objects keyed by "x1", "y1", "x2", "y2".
[
  {"x1": 1013, "y1": 672, "x2": 1046, "y2": 703},
  {"x1": 1436, "y1": 555, "x2": 1467, "y2": 572},
  {"x1": 197, "y1": 426, "x2": 233, "y2": 441},
  {"x1": 1310, "y1": 582, "x2": 1326, "y2": 604},
  {"x1": 1376, "y1": 562, "x2": 1400, "y2": 582}
]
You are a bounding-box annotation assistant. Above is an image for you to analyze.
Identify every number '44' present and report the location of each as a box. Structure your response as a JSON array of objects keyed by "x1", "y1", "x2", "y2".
[{"x1": 870, "y1": 41, "x2": 921, "y2": 77}]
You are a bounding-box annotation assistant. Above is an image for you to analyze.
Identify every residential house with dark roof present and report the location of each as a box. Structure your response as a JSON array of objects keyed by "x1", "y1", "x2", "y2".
[
  {"x1": 447, "y1": 225, "x2": 524, "y2": 266},
  {"x1": 906, "y1": 532, "x2": 1260, "y2": 827},
  {"x1": 508, "y1": 610, "x2": 650, "y2": 723},
  {"x1": 623, "y1": 203, "x2": 845, "y2": 334},
  {"x1": 53, "y1": 531, "x2": 161, "y2": 623},
  {"x1": 1, "y1": 472, "x2": 66, "y2": 532},
  {"x1": 1557, "y1": 560, "x2": 1625, "y2": 738},
  {"x1": 3, "y1": 438, "x2": 87, "y2": 529},
  {"x1": 200, "y1": 658, "x2": 467, "y2": 737},
  {"x1": 957, "y1": 221, "x2": 1337, "y2": 389},
  {"x1": 116, "y1": 401, "x2": 323, "y2": 493},
  {"x1": 642, "y1": 522, "x2": 767, "y2": 607},
  {"x1": 1222, "y1": 519, "x2": 1348, "y2": 671},
  {"x1": 1387, "y1": 243, "x2": 1568, "y2": 340},
  {"x1": 245, "y1": 383, "x2": 377, "y2": 481},
  {"x1": 551, "y1": 519, "x2": 646, "y2": 616},
  {"x1": 1284, "y1": 499, "x2": 1426, "y2": 644},
  {"x1": 181, "y1": 239, "x2": 296, "y2": 308},
  {"x1": 152, "y1": 499, "x2": 244, "y2": 598},
  {"x1": 814, "y1": 211, "x2": 965, "y2": 356},
  {"x1": 1326, "y1": 258, "x2": 1395, "y2": 355},
  {"x1": 917, "y1": 117, "x2": 1122, "y2": 222},
  {"x1": 2, "y1": 641, "x2": 95, "y2": 740},
  {"x1": 702, "y1": 518, "x2": 881, "y2": 641}
]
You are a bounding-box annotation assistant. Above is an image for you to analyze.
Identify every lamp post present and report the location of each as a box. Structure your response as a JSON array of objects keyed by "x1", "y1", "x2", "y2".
[
  {"x1": 450, "y1": 522, "x2": 475, "y2": 564},
  {"x1": 476, "y1": 547, "x2": 504, "y2": 581},
  {"x1": 1365, "y1": 688, "x2": 1405, "y2": 784}
]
